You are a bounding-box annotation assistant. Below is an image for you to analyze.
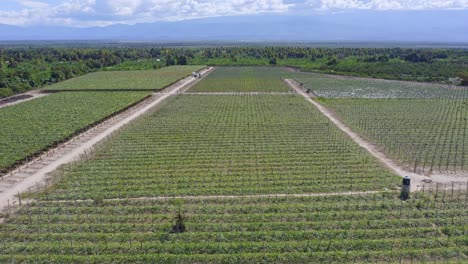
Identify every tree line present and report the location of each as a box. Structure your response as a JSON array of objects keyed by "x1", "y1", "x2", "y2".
[{"x1": 1, "y1": 46, "x2": 467, "y2": 98}]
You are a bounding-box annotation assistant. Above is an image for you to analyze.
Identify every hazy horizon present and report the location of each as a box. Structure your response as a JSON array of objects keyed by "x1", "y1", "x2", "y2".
[{"x1": 1, "y1": 1, "x2": 468, "y2": 42}]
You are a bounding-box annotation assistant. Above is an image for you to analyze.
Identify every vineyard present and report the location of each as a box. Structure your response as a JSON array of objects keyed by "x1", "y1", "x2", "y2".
[
  {"x1": 1, "y1": 189, "x2": 466, "y2": 262},
  {"x1": 296, "y1": 73, "x2": 468, "y2": 98},
  {"x1": 318, "y1": 98, "x2": 468, "y2": 174},
  {"x1": 189, "y1": 67, "x2": 291, "y2": 92},
  {"x1": 0, "y1": 66, "x2": 467, "y2": 263},
  {"x1": 0, "y1": 92, "x2": 150, "y2": 173},
  {"x1": 44, "y1": 94, "x2": 398, "y2": 200},
  {"x1": 46, "y1": 66, "x2": 205, "y2": 91}
]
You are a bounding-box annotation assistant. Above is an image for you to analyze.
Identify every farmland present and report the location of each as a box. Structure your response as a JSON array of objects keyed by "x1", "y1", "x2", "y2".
[
  {"x1": 189, "y1": 67, "x2": 291, "y2": 92},
  {"x1": 46, "y1": 66, "x2": 205, "y2": 91},
  {"x1": 293, "y1": 71, "x2": 468, "y2": 174},
  {"x1": 0, "y1": 65, "x2": 467, "y2": 263},
  {"x1": 0, "y1": 92, "x2": 150, "y2": 172},
  {"x1": 1, "y1": 189, "x2": 466, "y2": 262},
  {"x1": 45, "y1": 94, "x2": 398, "y2": 200},
  {"x1": 319, "y1": 98, "x2": 468, "y2": 174},
  {"x1": 296, "y1": 73, "x2": 468, "y2": 98}
]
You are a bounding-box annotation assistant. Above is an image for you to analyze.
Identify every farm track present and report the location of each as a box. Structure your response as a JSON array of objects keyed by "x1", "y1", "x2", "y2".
[
  {"x1": 284, "y1": 79, "x2": 318, "y2": 98},
  {"x1": 183, "y1": 92, "x2": 293, "y2": 95},
  {"x1": 0, "y1": 90, "x2": 49, "y2": 109},
  {"x1": 0, "y1": 67, "x2": 215, "y2": 214},
  {"x1": 41, "y1": 191, "x2": 385, "y2": 204},
  {"x1": 284, "y1": 79, "x2": 468, "y2": 191}
]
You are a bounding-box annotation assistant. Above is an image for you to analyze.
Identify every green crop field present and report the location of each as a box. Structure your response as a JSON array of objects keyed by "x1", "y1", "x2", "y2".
[
  {"x1": 1, "y1": 66, "x2": 467, "y2": 263},
  {"x1": 46, "y1": 66, "x2": 205, "y2": 91},
  {"x1": 0, "y1": 92, "x2": 150, "y2": 172},
  {"x1": 296, "y1": 73, "x2": 468, "y2": 98},
  {"x1": 1, "y1": 190, "x2": 466, "y2": 263},
  {"x1": 42, "y1": 94, "x2": 399, "y2": 200},
  {"x1": 295, "y1": 72, "x2": 468, "y2": 173},
  {"x1": 319, "y1": 98, "x2": 468, "y2": 173},
  {"x1": 189, "y1": 67, "x2": 291, "y2": 92}
]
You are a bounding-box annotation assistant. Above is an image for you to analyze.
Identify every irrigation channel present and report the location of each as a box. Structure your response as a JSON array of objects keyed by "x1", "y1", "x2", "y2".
[{"x1": 0, "y1": 67, "x2": 215, "y2": 216}]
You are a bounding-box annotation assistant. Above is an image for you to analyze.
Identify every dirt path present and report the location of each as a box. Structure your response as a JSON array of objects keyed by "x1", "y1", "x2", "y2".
[
  {"x1": 0, "y1": 67, "x2": 214, "y2": 213},
  {"x1": 0, "y1": 91, "x2": 49, "y2": 109},
  {"x1": 284, "y1": 79, "x2": 468, "y2": 191},
  {"x1": 38, "y1": 190, "x2": 384, "y2": 204},
  {"x1": 284, "y1": 79, "x2": 318, "y2": 98},
  {"x1": 184, "y1": 92, "x2": 293, "y2": 95}
]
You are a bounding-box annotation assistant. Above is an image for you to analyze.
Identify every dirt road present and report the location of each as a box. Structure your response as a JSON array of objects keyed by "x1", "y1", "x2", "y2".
[
  {"x1": 284, "y1": 79, "x2": 468, "y2": 191},
  {"x1": 42, "y1": 190, "x2": 384, "y2": 204},
  {"x1": 183, "y1": 92, "x2": 293, "y2": 95},
  {"x1": 0, "y1": 91, "x2": 48, "y2": 109},
  {"x1": 0, "y1": 67, "x2": 214, "y2": 213}
]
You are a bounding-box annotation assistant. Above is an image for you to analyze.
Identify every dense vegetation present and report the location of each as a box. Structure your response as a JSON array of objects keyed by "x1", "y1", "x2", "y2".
[
  {"x1": 46, "y1": 66, "x2": 204, "y2": 91},
  {"x1": 189, "y1": 67, "x2": 291, "y2": 93},
  {"x1": 1, "y1": 46, "x2": 467, "y2": 98},
  {"x1": 0, "y1": 92, "x2": 150, "y2": 173}
]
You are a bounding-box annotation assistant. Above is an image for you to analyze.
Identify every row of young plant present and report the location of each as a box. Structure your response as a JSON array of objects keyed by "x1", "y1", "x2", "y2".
[
  {"x1": 189, "y1": 67, "x2": 292, "y2": 93},
  {"x1": 45, "y1": 65, "x2": 206, "y2": 91},
  {"x1": 41, "y1": 94, "x2": 399, "y2": 200},
  {"x1": 0, "y1": 65, "x2": 210, "y2": 174},
  {"x1": 320, "y1": 97, "x2": 468, "y2": 173},
  {"x1": 296, "y1": 73, "x2": 468, "y2": 99},
  {"x1": 0, "y1": 92, "x2": 151, "y2": 173},
  {"x1": 1, "y1": 191, "x2": 466, "y2": 262},
  {"x1": 3, "y1": 67, "x2": 465, "y2": 262}
]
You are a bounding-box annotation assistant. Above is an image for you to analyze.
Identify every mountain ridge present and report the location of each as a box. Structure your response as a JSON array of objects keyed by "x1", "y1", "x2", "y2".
[{"x1": 1, "y1": 11, "x2": 467, "y2": 42}]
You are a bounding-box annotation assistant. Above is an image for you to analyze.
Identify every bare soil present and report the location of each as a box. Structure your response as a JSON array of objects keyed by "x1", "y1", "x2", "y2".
[
  {"x1": 183, "y1": 92, "x2": 293, "y2": 95},
  {"x1": 0, "y1": 91, "x2": 48, "y2": 109},
  {"x1": 38, "y1": 190, "x2": 385, "y2": 204}
]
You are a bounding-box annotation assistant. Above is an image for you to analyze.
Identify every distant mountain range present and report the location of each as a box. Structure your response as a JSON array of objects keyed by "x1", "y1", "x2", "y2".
[{"x1": 1, "y1": 10, "x2": 467, "y2": 42}]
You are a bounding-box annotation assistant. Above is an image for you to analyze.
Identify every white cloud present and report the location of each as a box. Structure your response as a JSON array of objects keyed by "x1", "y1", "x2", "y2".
[
  {"x1": 16, "y1": 0, "x2": 50, "y2": 9},
  {"x1": 2, "y1": 0, "x2": 468, "y2": 27},
  {"x1": 308, "y1": 0, "x2": 468, "y2": 10},
  {"x1": 0, "y1": 0, "x2": 292, "y2": 26}
]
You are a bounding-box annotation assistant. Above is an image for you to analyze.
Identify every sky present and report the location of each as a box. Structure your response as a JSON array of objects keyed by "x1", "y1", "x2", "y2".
[{"x1": 1, "y1": 0, "x2": 468, "y2": 27}]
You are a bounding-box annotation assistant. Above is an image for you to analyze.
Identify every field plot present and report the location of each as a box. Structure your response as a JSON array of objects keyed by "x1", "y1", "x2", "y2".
[
  {"x1": 320, "y1": 98, "x2": 468, "y2": 173},
  {"x1": 41, "y1": 94, "x2": 399, "y2": 200},
  {"x1": 46, "y1": 66, "x2": 205, "y2": 91},
  {"x1": 296, "y1": 73, "x2": 468, "y2": 98},
  {"x1": 0, "y1": 92, "x2": 150, "y2": 172},
  {"x1": 1, "y1": 190, "x2": 467, "y2": 263},
  {"x1": 189, "y1": 67, "x2": 291, "y2": 92},
  {"x1": 2, "y1": 65, "x2": 466, "y2": 263}
]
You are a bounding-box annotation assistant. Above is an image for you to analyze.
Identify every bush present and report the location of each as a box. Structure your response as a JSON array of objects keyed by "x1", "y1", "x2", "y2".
[
  {"x1": 0, "y1": 88, "x2": 14, "y2": 98},
  {"x1": 458, "y1": 72, "x2": 468, "y2": 86}
]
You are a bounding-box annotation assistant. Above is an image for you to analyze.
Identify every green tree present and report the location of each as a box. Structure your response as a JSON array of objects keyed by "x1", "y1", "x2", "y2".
[
  {"x1": 458, "y1": 72, "x2": 468, "y2": 86},
  {"x1": 177, "y1": 55, "x2": 187, "y2": 65},
  {"x1": 269, "y1": 57, "x2": 277, "y2": 65},
  {"x1": 166, "y1": 55, "x2": 175, "y2": 66}
]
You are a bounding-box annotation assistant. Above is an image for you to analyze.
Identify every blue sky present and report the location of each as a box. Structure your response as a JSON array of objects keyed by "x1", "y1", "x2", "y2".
[{"x1": 1, "y1": 0, "x2": 468, "y2": 27}]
